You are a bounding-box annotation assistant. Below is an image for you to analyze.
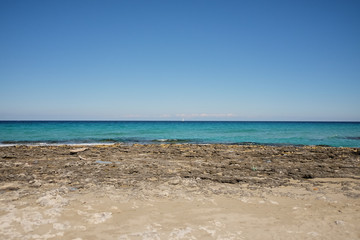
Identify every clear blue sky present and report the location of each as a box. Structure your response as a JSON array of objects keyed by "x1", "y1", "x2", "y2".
[{"x1": 1, "y1": 0, "x2": 359, "y2": 121}]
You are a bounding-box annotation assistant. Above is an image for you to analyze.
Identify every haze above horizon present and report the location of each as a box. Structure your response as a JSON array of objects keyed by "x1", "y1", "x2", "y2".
[{"x1": 1, "y1": 0, "x2": 359, "y2": 121}]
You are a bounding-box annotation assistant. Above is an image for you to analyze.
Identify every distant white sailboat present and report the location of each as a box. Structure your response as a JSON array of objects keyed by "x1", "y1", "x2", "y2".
[{"x1": 182, "y1": 118, "x2": 185, "y2": 122}]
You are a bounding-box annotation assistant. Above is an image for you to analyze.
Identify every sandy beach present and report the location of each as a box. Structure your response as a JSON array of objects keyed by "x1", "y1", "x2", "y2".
[{"x1": 1, "y1": 144, "x2": 359, "y2": 239}]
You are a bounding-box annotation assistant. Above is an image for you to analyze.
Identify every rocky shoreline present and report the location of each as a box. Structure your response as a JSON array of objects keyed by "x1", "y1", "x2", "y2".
[
  {"x1": 1, "y1": 144, "x2": 359, "y2": 189},
  {"x1": 1, "y1": 144, "x2": 360, "y2": 239}
]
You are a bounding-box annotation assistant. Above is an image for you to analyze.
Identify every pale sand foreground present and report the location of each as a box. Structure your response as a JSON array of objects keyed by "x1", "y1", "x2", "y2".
[
  {"x1": 0, "y1": 144, "x2": 359, "y2": 239},
  {"x1": 1, "y1": 178, "x2": 360, "y2": 240}
]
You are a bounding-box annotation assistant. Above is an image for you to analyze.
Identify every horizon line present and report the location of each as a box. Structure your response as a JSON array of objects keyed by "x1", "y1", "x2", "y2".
[{"x1": 1, "y1": 120, "x2": 360, "y2": 123}]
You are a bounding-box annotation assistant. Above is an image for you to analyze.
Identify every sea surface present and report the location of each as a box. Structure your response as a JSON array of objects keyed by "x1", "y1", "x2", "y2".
[{"x1": 0, "y1": 121, "x2": 360, "y2": 147}]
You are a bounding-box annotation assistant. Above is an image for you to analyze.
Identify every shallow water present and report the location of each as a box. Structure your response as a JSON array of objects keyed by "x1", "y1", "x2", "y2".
[{"x1": 0, "y1": 121, "x2": 360, "y2": 147}]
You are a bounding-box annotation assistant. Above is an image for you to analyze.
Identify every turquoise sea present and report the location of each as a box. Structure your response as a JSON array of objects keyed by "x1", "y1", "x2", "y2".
[{"x1": 0, "y1": 121, "x2": 360, "y2": 147}]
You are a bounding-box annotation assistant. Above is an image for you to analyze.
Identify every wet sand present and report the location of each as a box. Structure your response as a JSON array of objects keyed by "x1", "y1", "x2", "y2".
[{"x1": 1, "y1": 144, "x2": 360, "y2": 239}]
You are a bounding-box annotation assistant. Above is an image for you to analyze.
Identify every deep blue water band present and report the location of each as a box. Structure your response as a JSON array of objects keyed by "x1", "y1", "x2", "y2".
[{"x1": 0, "y1": 121, "x2": 360, "y2": 147}]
